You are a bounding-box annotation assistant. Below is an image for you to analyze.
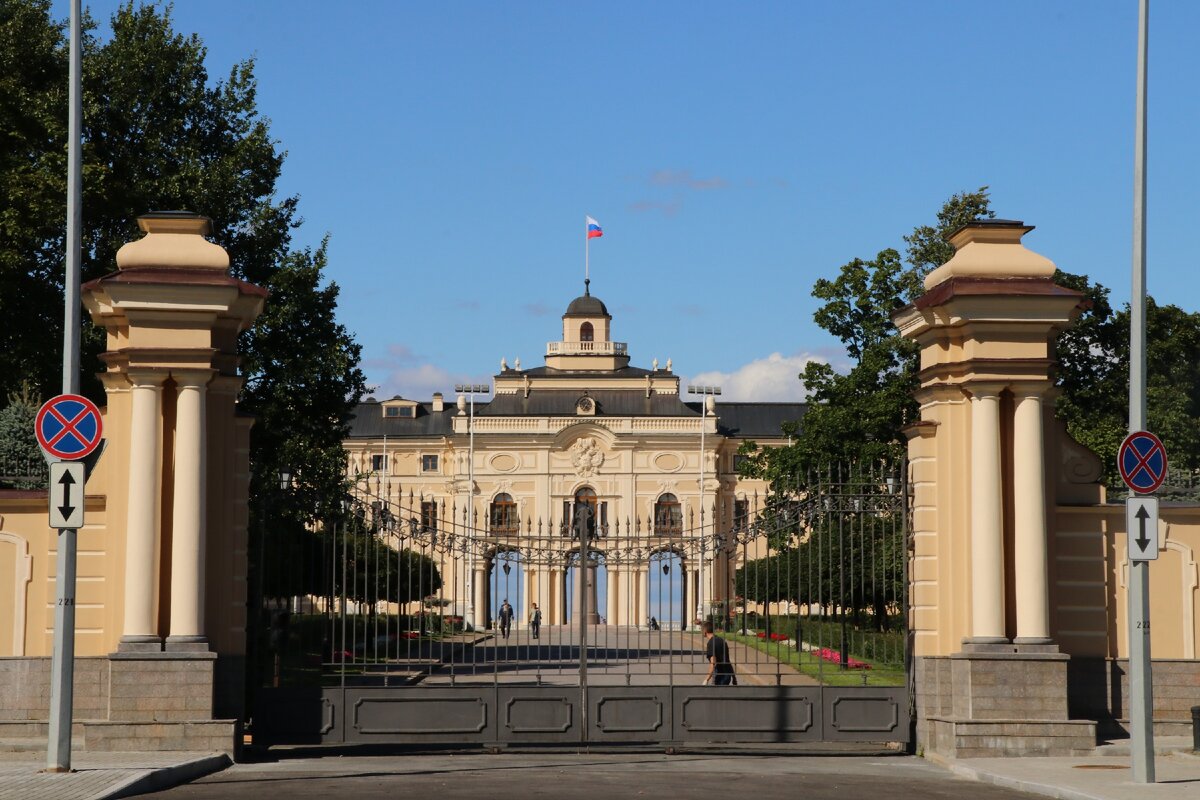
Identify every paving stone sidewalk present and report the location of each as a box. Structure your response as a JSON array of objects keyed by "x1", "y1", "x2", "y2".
[
  {"x1": 935, "y1": 743, "x2": 1200, "y2": 800},
  {"x1": 0, "y1": 750, "x2": 229, "y2": 800}
]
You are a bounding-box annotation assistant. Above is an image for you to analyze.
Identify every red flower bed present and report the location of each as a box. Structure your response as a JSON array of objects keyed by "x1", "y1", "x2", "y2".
[
  {"x1": 815, "y1": 647, "x2": 871, "y2": 669},
  {"x1": 755, "y1": 632, "x2": 791, "y2": 642}
]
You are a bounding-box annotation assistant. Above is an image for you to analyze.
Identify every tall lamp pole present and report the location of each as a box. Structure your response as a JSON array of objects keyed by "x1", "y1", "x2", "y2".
[
  {"x1": 1128, "y1": 0, "x2": 1155, "y2": 784},
  {"x1": 456, "y1": 384, "x2": 489, "y2": 631},
  {"x1": 688, "y1": 385, "x2": 721, "y2": 630}
]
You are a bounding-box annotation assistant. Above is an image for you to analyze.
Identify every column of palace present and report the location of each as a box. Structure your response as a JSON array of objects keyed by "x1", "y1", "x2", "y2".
[{"x1": 893, "y1": 219, "x2": 1095, "y2": 757}]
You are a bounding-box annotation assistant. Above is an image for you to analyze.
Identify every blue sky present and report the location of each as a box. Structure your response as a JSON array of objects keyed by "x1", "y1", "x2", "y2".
[{"x1": 60, "y1": 1, "x2": 1199, "y2": 401}]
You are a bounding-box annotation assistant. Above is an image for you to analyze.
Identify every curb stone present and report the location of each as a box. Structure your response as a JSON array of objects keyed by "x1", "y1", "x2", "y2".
[{"x1": 100, "y1": 753, "x2": 230, "y2": 800}]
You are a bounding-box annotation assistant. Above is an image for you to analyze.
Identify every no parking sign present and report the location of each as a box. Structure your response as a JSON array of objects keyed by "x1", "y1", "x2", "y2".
[
  {"x1": 35, "y1": 394, "x2": 103, "y2": 461},
  {"x1": 1118, "y1": 430, "x2": 1167, "y2": 494}
]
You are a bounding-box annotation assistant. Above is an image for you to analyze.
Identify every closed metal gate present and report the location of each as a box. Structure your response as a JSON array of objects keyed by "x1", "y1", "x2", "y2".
[{"x1": 251, "y1": 462, "x2": 911, "y2": 746}]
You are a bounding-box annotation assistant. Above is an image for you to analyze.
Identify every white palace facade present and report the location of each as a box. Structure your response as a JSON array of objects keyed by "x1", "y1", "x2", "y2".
[{"x1": 343, "y1": 284, "x2": 803, "y2": 629}]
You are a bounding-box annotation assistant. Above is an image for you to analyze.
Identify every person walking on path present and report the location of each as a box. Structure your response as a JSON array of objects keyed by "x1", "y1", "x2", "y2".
[
  {"x1": 528, "y1": 603, "x2": 541, "y2": 639},
  {"x1": 499, "y1": 599, "x2": 514, "y2": 640},
  {"x1": 702, "y1": 621, "x2": 735, "y2": 685}
]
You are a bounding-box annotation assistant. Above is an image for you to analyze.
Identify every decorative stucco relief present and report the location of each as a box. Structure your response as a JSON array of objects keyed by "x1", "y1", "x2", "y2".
[{"x1": 569, "y1": 437, "x2": 605, "y2": 478}]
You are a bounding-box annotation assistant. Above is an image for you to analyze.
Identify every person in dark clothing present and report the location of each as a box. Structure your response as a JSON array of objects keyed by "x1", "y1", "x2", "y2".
[
  {"x1": 702, "y1": 621, "x2": 735, "y2": 685},
  {"x1": 498, "y1": 599, "x2": 514, "y2": 640},
  {"x1": 528, "y1": 603, "x2": 541, "y2": 639}
]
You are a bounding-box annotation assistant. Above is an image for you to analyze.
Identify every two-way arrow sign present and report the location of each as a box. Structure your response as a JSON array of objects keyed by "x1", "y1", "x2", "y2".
[
  {"x1": 1126, "y1": 496, "x2": 1159, "y2": 562},
  {"x1": 49, "y1": 462, "x2": 86, "y2": 529}
]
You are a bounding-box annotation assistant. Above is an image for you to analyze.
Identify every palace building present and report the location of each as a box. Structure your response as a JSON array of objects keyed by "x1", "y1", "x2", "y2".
[{"x1": 343, "y1": 282, "x2": 804, "y2": 629}]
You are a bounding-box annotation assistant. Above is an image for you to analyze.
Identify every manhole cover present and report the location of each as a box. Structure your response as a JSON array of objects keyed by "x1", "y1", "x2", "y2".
[{"x1": 1072, "y1": 764, "x2": 1127, "y2": 770}]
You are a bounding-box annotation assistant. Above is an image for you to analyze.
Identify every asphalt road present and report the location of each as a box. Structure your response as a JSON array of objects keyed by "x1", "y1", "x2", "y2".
[{"x1": 142, "y1": 749, "x2": 1038, "y2": 800}]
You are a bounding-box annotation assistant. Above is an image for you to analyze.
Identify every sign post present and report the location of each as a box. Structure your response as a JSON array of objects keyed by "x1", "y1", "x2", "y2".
[
  {"x1": 1127, "y1": 0, "x2": 1154, "y2": 784},
  {"x1": 37, "y1": 394, "x2": 103, "y2": 773}
]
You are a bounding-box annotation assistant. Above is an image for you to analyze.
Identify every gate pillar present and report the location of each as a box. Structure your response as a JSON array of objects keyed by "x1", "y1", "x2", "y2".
[
  {"x1": 894, "y1": 220, "x2": 1097, "y2": 757},
  {"x1": 82, "y1": 212, "x2": 265, "y2": 745}
]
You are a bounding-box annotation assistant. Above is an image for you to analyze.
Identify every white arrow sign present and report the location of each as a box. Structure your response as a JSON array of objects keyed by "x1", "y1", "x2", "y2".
[
  {"x1": 1126, "y1": 496, "x2": 1159, "y2": 562},
  {"x1": 49, "y1": 461, "x2": 86, "y2": 530}
]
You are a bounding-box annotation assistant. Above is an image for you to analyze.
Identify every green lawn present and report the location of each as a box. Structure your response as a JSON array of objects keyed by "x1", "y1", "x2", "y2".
[{"x1": 725, "y1": 632, "x2": 907, "y2": 687}]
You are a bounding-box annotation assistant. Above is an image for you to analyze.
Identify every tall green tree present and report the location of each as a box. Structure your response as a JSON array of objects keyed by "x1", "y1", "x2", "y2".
[{"x1": 0, "y1": 2, "x2": 365, "y2": 521}]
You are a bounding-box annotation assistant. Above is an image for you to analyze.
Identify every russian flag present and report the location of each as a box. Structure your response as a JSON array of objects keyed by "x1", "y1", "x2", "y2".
[{"x1": 586, "y1": 216, "x2": 603, "y2": 239}]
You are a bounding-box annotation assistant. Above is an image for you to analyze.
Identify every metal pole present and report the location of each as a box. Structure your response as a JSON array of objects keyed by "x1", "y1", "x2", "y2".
[
  {"x1": 1128, "y1": 0, "x2": 1155, "y2": 784},
  {"x1": 576, "y1": 506, "x2": 590, "y2": 743},
  {"x1": 468, "y1": 391, "x2": 475, "y2": 631},
  {"x1": 698, "y1": 396, "x2": 705, "y2": 629},
  {"x1": 47, "y1": 0, "x2": 83, "y2": 772}
]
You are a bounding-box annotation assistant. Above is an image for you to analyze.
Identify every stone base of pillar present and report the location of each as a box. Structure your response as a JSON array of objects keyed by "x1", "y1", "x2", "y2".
[
  {"x1": 117, "y1": 635, "x2": 163, "y2": 653},
  {"x1": 915, "y1": 652, "x2": 1097, "y2": 758},
  {"x1": 108, "y1": 651, "x2": 217, "y2": 722},
  {"x1": 165, "y1": 635, "x2": 211, "y2": 653}
]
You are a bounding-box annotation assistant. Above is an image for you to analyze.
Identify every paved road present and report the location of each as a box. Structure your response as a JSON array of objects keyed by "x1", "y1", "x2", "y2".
[{"x1": 141, "y1": 750, "x2": 1038, "y2": 800}]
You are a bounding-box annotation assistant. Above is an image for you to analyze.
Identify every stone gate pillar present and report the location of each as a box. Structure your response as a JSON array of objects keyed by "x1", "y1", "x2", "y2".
[
  {"x1": 82, "y1": 212, "x2": 265, "y2": 732},
  {"x1": 894, "y1": 219, "x2": 1096, "y2": 757}
]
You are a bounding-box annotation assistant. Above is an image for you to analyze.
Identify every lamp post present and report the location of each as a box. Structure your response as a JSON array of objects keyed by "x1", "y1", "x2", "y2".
[
  {"x1": 456, "y1": 383, "x2": 489, "y2": 631},
  {"x1": 687, "y1": 384, "x2": 721, "y2": 630}
]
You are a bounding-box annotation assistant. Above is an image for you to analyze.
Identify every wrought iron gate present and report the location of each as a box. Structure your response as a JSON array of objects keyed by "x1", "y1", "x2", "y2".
[{"x1": 251, "y1": 462, "x2": 911, "y2": 746}]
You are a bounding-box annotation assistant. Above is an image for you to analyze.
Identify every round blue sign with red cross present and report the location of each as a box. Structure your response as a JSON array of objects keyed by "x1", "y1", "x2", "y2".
[
  {"x1": 35, "y1": 394, "x2": 103, "y2": 461},
  {"x1": 1118, "y1": 430, "x2": 1168, "y2": 494}
]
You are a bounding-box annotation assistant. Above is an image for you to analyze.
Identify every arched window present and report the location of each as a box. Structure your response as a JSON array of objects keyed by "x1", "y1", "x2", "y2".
[
  {"x1": 490, "y1": 493, "x2": 518, "y2": 533},
  {"x1": 580, "y1": 322, "x2": 594, "y2": 342},
  {"x1": 654, "y1": 493, "x2": 682, "y2": 534}
]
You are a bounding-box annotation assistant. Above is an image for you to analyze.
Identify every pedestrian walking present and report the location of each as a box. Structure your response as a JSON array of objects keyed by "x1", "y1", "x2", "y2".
[
  {"x1": 499, "y1": 599, "x2": 514, "y2": 640},
  {"x1": 702, "y1": 621, "x2": 735, "y2": 685},
  {"x1": 528, "y1": 603, "x2": 541, "y2": 639}
]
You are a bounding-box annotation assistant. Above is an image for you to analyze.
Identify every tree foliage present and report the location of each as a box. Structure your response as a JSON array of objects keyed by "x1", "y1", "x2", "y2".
[
  {"x1": 0, "y1": 2, "x2": 365, "y2": 526},
  {"x1": 0, "y1": 382, "x2": 45, "y2": 489}
]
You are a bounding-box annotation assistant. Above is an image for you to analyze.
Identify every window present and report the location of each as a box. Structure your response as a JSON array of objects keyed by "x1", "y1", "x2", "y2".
[
  {"x1": 733, "y1": 454, "x2": 751, "y2": 473},
  {"x1": 422, "y1": 454, "x2": 439, "y2": 472},
  {"x1": 420, "y1": 500, "x2": 438, "y2": 534},
  {"x1": 385, "y1": 406, "x2": 414, "y2": 418},
  {"x1": 490, "y1": 493, "x2": 518, "y2": 533},
  {"x1": 654, "y1": 493, "x2": 682, "y2": 535},
  {"x1": 580, "y1": 322, "x2": 594, "y2": 342},
  {"x1": 371, "y1": 454, "x2": 388, "y2": 472},
  {"x1": 733, "y1": 499, "x2": 750, "y2": 532}
]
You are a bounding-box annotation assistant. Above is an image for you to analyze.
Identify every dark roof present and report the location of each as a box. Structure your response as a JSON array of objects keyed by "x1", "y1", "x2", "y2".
[
  {"x1": 564, "y1": 293, "x2": 610, "y2": 317},
  {"x1": 347, "y1": 398, "x2": 805, "y2": 438},
  {"x1": 481, "y1": 390, "x2": 697, "y2": 417},
  {"x1": 347, "y1": 400, "x2": 459, "y2": 438},
  {"x1": 714, "y1": 402, "x2": 806, "y2": 439}
]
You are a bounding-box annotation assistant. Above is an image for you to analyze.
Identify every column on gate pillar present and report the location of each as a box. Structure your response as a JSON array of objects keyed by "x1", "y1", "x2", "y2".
[
  {"x1": 893, "y1": 219, "x2": 1095, "y2": 758},
  {"x1": 967, "y1": 382, "x2": 1007, "y2": 644},
  {"x1": 167, "y1": 368, "x2": 214, "y2": 650},
  {"x1": 83, "y1": 211, "x2": 266, "y2": 664},
  {"x1": 1013, "y1": 382, "x2": 1052, "y2": 644},
  {"x1": 121, "y1": 369, "x2": 165, "y2": 651}
]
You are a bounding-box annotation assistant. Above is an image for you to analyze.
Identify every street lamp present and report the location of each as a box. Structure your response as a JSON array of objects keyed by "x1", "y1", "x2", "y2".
[
  {"x1": 687, "y1": 384, "x2": 721, "y2": 630},
  {"x1": 455, "y1": 383, "x2": 490, "y2": 631}
]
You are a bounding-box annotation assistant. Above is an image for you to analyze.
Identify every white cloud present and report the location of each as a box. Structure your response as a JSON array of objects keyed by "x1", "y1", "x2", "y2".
[
  {"x1": 368, "y1": 344, "x2": 492, "y2": 400},
  {"x1": 688, "y1": 352, "x2": 828, "y2": 402}
]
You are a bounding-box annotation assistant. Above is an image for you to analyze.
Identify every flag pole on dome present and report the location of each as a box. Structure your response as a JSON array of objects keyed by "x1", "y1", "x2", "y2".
[{"x1": 585, "y1": 216, "x2": 602, "y2": 294}]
